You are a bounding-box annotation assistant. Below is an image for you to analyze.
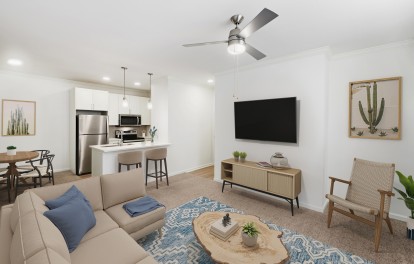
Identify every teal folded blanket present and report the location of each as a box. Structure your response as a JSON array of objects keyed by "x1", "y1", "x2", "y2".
[{"x1": 123, "y1": 196, "x2": 164, "y2": 217}]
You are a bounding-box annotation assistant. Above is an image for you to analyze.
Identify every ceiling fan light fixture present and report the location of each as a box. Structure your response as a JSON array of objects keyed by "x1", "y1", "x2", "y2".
[{"x1": 227, "y1": 39, "x2": 245, "y2": 55}]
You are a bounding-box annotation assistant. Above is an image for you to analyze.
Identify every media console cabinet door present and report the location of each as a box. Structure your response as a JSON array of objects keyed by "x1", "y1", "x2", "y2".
[
  {"x1": 233, "y1": 165, "x2": 267, "y2": 191},
  {"x1": 267, "y1": 172, "x2": 294, "y2": 198}
]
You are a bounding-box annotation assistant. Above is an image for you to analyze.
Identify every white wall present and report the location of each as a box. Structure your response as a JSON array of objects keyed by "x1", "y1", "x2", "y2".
[
  {"x1": 326, "y1": 41, "x2": 414, "y2": 219},
  {"x1": 214, "y1": 49, "x2": 330, "y2": 211},
  {"x1": 214, "y1": 40, "x2": 414, "y2": 219},
  {"x1": 151, "y1": 77, "x2": 169, "y2": 142},
  {"x1": 167, "y1": 78, "x2": 214, "y2": 175}
]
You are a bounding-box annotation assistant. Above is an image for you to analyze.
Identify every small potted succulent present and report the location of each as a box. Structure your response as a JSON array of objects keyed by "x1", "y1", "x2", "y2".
[
  {"x1": 394, "y1": 171, "x2": 414, "y2": 240},
  {"x1": 242, "y1": 222, "x2": 260, "y2": 247},
  {"x1": 149, "y1": 126, "x2": 157, "y2": 143},
  {"x1": 232, "y1": 151, "x2": 240, "y2": 161},
  {"x1": 7, "y1": 146, "x2": 17, "y2": 156},
  {"x1": 239, "y1": 152, "x2": 247, "y2": 163}
]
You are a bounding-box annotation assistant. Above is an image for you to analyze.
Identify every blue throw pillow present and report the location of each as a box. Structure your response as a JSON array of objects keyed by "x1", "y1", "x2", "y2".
[
  {"x1": 44, "y1": 197, "x2": 96, "y2": 252},
  {"x1": 45, "y1": 185, "x2": 92, "y2": 210}
]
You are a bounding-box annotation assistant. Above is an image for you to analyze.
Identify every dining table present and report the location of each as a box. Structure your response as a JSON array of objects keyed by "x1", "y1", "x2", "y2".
[{"x1": 0, "y1": 151, "x2": 39, "y2": 190}]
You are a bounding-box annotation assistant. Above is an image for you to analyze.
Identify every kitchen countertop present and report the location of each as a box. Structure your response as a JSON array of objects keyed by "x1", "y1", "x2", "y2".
[{"x1": 90, "y1": 141, "x2": 170, "y2": 153}]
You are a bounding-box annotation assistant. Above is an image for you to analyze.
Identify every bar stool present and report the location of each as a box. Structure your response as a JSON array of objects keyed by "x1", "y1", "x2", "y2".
[
  {"x1": 145, "y1": 148, "x2": 168, "y2": 189},
  {"x1": 118, "y1": 151, "x2": 143, "y2": 172}
]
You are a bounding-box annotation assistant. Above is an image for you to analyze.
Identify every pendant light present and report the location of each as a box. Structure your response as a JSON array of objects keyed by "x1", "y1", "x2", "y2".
[
  {"x1": 147, "y1": 73, "x2": 153, "y2": 110},
  {"x1": 121, "y1": 66, "x2": 128, "y2": 108}
]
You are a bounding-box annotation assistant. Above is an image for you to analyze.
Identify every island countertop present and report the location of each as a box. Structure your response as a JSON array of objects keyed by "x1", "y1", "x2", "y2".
[
  {"x1": 91, "y1": 141, "x2": 171, "y2": 176},
  {"x1": 90, "y1": 141, "x2": 171, "y2": 153}
]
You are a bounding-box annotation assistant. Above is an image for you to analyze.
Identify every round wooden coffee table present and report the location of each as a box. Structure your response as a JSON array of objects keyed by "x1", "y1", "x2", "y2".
[{"x1": 193, "y1": 211, "x2": 289, "y2": 264}]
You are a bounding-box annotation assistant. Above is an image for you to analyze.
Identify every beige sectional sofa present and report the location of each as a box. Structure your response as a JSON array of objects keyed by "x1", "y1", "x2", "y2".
[{"x1": 0, "y1": 168, "x2": 165, "y2": 264}]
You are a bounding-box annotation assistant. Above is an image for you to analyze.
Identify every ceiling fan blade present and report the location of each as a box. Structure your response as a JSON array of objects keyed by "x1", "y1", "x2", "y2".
[
  {"x1": 238, "y1": 8, "x2": 278, "y2": 39},
  {"x1": 183, "y1": 41, "x2": 228, "y2": 47},
  {"x1": 245, "y1": 44, "x2": 266, "y2": 60}
]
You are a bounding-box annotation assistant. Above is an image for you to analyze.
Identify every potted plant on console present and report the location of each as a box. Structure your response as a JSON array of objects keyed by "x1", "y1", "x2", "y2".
[
  {"x1": 239, "y1": 152, "x2": 247, "y2": 163},
  {"x1": 394, "y1": 171, "x2": 414, "y2": 240},
  {"x1": 242, "y1": 222, "x2": 260, "y2": 247},
  {"x1": 232, "y1": 151, "x2": 240, "y2": 162},
  {"x1": 7, "y1": 146, "x2": 16, "y2": 156}
]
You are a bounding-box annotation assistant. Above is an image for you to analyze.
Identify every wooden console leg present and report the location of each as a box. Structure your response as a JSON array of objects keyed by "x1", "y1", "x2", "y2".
[
  {"x1": 296, "y1": 197, "x2": 299, "y2": 208},
  {"x1": 221, "y1": 181, "x2": 225, "y2": 192}
]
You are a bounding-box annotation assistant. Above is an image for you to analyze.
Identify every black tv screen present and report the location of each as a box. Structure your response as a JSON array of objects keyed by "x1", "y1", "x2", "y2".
[{"x1": 234, "y1": 97, "x2": 297, "y2": 143}]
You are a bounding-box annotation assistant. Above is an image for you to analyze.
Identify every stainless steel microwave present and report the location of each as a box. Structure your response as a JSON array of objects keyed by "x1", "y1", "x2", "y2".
[{"x1": 119, "y1": 114, "x2": 141, "y2": 126}]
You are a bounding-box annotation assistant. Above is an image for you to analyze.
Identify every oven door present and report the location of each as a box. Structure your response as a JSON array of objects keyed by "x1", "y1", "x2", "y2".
[{"x1": 119, "y1": 114, "x2": 141, "y2": 126}]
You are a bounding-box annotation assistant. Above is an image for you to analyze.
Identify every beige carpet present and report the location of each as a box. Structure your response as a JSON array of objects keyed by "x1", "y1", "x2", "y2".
[{"x1": 1, "y1": 167, "x2": 412, "y2": 263}]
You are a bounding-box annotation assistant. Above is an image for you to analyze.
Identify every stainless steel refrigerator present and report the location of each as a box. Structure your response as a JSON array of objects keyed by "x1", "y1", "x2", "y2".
[{"x1": 76, "y1": 114, "x2": 108, "y2": 175}]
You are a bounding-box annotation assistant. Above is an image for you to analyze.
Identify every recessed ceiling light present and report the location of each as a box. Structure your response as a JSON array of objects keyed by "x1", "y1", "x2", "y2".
[
  {"x1": 102, "y1": 76, "x2": 111, "y2": 81},
  {"x1": 207, "y1": 79, "x2": 214, "y2": 84},
  {"x1": 7, "y1": 59, "x2": 23, "y2": 66},
  {"x1": 134, "y1": 82, "x2": 141, "y2": 86}
]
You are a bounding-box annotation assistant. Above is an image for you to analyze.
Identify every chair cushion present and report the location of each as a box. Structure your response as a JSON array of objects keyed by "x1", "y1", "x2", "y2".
[
  {"x1": 100, "y1": 169, "x2": 146, "y2": 210},
  {"x1": 105, "y1": 198, "x2": 166, "y2": 235},
  {"x1": 10, "y1": 211, "x2": 70, "y2": 264},
  {"x1": 70, "y1": 229, "x2": 149, "y2": 264},
  {"x1": 80, "y1": 210, "x2": 119, "y2": 243},
  {"x1": 326, "y1": 194, "x2": 378, "y2": 215},
  {"x1": 45, "y1": 185, "x2": 92, "y2": 210},
  {"x1": 44, "y1": 197, "x2": 96, "y2": 253},
  {"x1": 10, "y1": 191, "x2": 49, "y2": 233}
]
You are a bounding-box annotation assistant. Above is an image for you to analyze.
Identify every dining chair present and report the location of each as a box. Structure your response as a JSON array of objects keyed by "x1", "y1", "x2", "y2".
[
  {"x1": 16, "y1": 149, "x2": 50, "y2": 173},
  {"x1": 15, "y1": 154, "x2": 55, "y2": 198},
  {"x1": 0, "y1": 175, "x2": 11, "y2": 203},
  {"x1": 325, "y1": 158, "x2": 395, "y2": 252}
]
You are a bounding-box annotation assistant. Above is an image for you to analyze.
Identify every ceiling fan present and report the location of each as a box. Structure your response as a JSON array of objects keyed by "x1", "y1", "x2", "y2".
[{"x1": 183, "y1": 8, "x2": 278, "y2": 60}]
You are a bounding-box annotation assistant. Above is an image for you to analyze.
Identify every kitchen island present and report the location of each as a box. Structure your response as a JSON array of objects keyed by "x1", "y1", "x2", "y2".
[{"x1": 90, "y1": 141, "x2": 171, "y2": 176}]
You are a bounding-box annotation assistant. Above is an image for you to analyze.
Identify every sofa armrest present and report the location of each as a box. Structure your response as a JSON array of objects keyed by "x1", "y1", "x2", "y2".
[{"x1": 101, "y1": 169, "x2": 146, "y2": 210}]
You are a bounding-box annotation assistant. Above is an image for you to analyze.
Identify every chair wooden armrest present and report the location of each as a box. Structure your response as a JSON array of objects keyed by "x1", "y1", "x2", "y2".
[
  {"x1": 329, "y1": 176, "x2": 351, "y2": 185},
  {"x1": 377, "y1": 189, "x2": 395, "y2": 197},
  {"x1": 328, "y1": 176, "x2": 351, "y2": 195}
]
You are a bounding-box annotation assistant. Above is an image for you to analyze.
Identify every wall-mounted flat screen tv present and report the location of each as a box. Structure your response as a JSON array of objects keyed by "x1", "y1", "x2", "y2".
[{"x1": 234, "y1": 97, "x2": 297, "y2": 143}]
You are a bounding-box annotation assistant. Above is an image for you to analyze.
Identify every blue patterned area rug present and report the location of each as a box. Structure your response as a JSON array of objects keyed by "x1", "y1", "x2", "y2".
[{"x1": 138, "y1": 196, "x2": 373, "y2": 264}]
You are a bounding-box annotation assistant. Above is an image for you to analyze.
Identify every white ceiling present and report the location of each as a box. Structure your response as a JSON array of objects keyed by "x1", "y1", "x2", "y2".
[{"x1": 0, "y1": 0, "x2": 413, "y2": 89}]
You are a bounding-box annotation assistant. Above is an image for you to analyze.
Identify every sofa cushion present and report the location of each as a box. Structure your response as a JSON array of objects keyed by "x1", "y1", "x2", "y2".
[
  {"x1": 30, "y1": 176, "x2": 103, "y2": 211},
  {"x1": 101, "y1": 169, "x2": 146, "y2": 210},
  {"x1": 45, "y1": 185, "x2": 92, "y2": 210},
  {"x1": 70, "y1": 228, "x2": 149, "y2": 264},
  {"x1": 10, "y1": 191, "x2": 49, "y2": 233},
  {"x1": 26, "y1": 248, "x2": 71, "y2": 264},
  {"x1": 44, "y1": 197, "x2": 96, "y2": 253},
  {"x1": 0, "y1": 204, "x2": 13, "y2": 264},
  {"x1": 10, "y1": 211, "x2": 70, "y2": 264},
  {"x1": 105, "y1": 198, "x2": 166, "y2": 235},
  {"x1": 80, "y1": 210, "x2": 118, "y2": 243}
]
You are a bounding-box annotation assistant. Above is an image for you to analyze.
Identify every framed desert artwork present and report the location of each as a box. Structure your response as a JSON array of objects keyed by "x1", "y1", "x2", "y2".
[
  {"x1": 349, "y1": 77, "x2": 401, "y2": 140},
  {"x1": 2, "y1": 99, "x2": 36, "y2": 136}
]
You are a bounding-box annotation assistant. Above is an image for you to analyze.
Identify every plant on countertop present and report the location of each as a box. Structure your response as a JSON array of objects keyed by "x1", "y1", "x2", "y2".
[
  {"x1": 149, "y1": 126, "x2": 157, "y2": 142},
  {"x1": 239, "y1": 152, "x2": 247, "y2": 159},
  {"x1": 7, "y1": 146, "x2": 16, "y2": 150},
  {"x1": 242, "y1": 222, "x2": 260, "y2": 237},
  {"x1": 394, "y1": 171, "x2": 414, "y2": 219},
  {"x1": 232, "y1": 151, "x2": 240, "y2": 158}
]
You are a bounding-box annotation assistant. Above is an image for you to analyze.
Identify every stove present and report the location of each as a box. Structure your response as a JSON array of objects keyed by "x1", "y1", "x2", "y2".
[{"x1": 115, "y1": 130, "x2": 145, "y2": 142}]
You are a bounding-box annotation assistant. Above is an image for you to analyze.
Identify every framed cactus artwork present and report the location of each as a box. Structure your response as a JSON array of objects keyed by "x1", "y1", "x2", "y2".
[
  {"x1": 349, "y1": 77, "x2": 401, "y2": 140},
  {"x1": 2, "y1": 99, "x2": 36, "y2": 136}
]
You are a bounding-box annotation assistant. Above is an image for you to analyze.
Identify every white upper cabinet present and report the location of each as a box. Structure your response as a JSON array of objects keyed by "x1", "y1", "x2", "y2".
[
  {"x1": 108, "y1": 93, "x2": 151, "y2": 126},
  {"x1": 138, "y1": 97, "x2": 151, "y2": 125},
  {"x1": 74, "y1": 88, "x2": 108, "y2": 111},
  {"x1": 108, "y1": 93, "x2": 119, "y2": 125}
]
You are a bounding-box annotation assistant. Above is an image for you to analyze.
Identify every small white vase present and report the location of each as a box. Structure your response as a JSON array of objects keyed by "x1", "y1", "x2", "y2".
[
  {"x1": 7, "y1": 149, "x2": 16, "y2": 156},
  {"x1": 407, "y1": 217, "x2": 414, "y2": 240},
  {"x1": 242, "y1": 232, "x2": 258, "y2": 247}
]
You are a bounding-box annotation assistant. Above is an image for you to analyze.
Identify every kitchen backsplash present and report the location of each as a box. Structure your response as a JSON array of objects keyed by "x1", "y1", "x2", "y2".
[{"x1": 109, "y1": 125, "x2": 150, "y2": 138}]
